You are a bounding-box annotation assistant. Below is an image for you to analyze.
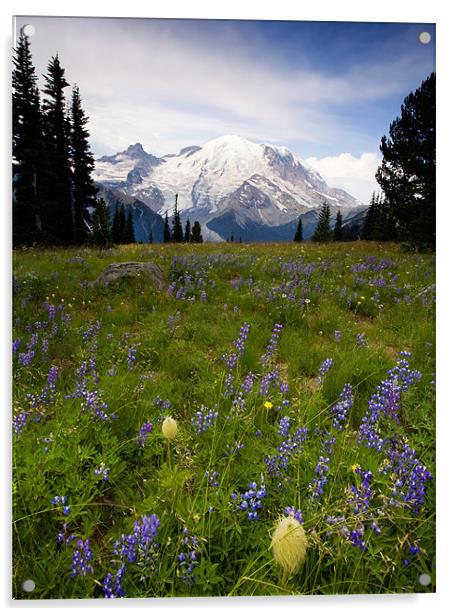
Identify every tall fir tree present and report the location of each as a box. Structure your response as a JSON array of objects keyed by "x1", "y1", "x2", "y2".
[
  {"x1": 118, "y1": 204, "x2": 126, "y2": 243},
  {"x1": 163, "y1": 210, "x2": 171, "y2": 243},
  {"x1": 312, "y1": 202, "x2": 332, "y2": 241},
  {"x1": 184, "y1": 218, "x2": 191, "y2": 242},
  {"x1": 376, "y1": 72, "x2": 435, "y2": 249},
  {"x1": 12, "y1": 33, "x2": 43, "y2": 245},
  {"x1": 91, "y1": 198, "x2": 111, "y2": 247},
  {"x1": 191, "y1": 221, "x2": 203, "y2": 243},
  {"x1": 124, "y1": 210, "x2": 136, "y2": 243},
  {"x1": 362, "y1": 192, "x2": 378, "y2": 240},
  {"x1": 41, "y1": 54, "x2": 74, "y2": 243},
  {"x1": 111, "y1": 202, "x2": 120, "y2": 243},
  {"x1": 171, "y1": 194, "x2": 183, "y2": 242},
  {"x1": 69, "y1": 86, "x2": 97, "y2": 243},
  {"x1": 293, "y1": 218, "x2": 303, "y2": 242},
  {"x1": 148, "y1": 229, "x2": 153, "y2": 244},
  {"x1": 333, "y1": 210, "x2": 343, "y2": 241}
]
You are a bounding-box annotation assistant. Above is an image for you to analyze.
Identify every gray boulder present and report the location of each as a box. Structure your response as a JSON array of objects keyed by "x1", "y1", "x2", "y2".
[{"x1": 92, "y1": 261, "x2": 165, "y2": 288}]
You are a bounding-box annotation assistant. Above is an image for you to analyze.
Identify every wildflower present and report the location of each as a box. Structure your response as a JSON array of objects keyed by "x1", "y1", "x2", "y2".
[
  {"x1": 71, "y1": 539, "x2": 94, "y2": 577},
  {"x1": 264, "y1": 401, "x2": 273, "y2": 410},
  {"x1": 162, "y1": 416, "x2": 178, "y2": 440},
  {"x1": 94, "y1": 463, "x2": 110, "y2": 482},
  {"x1": 352, "y1": 463, "x2": 361, "y2": 473},
  {"x1": 271, "y1": 516, "x2": 308, "y2": 577},
  {"x1": 231, "y1": 476, "x2": 267, "y2": 521},
  {"x1": 191, "y1": 405, "x2": 218, "y2": 435},
  {"x1": 283, "y1": 506, "x2": 304, "y2": 524},
  {"x1": 177, "y1": 528, "x2": 200, "y2": 585},
  {"x1": 317, "y1": 358, "x2": 333, "y2": 384},
  {"x1": 137, "y1": 421, "x2": 153, "y2": 446},
  {"x1": 330, "y1": 383, "x2": 353, "y2": 431}
]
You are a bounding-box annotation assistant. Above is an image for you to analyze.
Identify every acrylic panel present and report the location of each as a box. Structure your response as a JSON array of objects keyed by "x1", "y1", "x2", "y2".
[{"x1": 12, "y1": 15, "x2": 435, "y2": 600}]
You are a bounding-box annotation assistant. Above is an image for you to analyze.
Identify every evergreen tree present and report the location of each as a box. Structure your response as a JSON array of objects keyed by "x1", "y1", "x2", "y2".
[
  {"x1": 69, "y1": 85, "x2": 97, "y2": 243},
  {"x1": 343, "y1": 222, "x2": 361, "y2": 241},
  {"x1": 124, "y1": 210, "x2": 136, "y2": 243},
  {"x1": 91, "y1": 198, "x2": 111, "y2": 247},
  {"x1": 191, "y1": 221, "x2": 203, "y2": 243},
  {"x1": 333, "y1": 211, "x2": 343, "y2": 241},
  {"x1": 362, "y1": 192, "x2": 378, "y2": 240},
  {"x1": 184, "y1": 218, "x2": 191, "y2": 242},
  {"x1": 41, "y1": 54, "x2": 74, "y2": 243},
  {"x1": 312, "y1": 202, "x2": 332, "y2": 241},
  {"x1": 163, "y1": 210, "x2": 171, "y2": 243},
  {"x1": 230, "y1": 234, "x2": 234, "y2": 243},
  {"x1": 12, "y1": 33, "x2": 42, "y2": 245},
  {"x1": 293, "y1": 218, "x2": 303, "y2": 242},
  {"x1": 118, "y1": 204, "x2": 126, "y2": 243},
  {"x1": 171, "y1": 194, "x2": 183, "y2": 242},
  {"x1": 111, "y1": 203, "x2": 120, "y2": 243},
  {"x1": 148, "y1": 229, "x2": 153, "y2": 244},
  {"x1": 376, "y1": 72, "x2": 435, "y2": 249}
]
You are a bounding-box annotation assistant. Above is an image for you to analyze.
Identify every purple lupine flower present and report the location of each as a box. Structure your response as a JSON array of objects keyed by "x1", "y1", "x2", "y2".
[
  {"x1": 71, "y1": 539, "x2": 94, "y2": 577},
  {"x1": 334, "y1": 330, "x2": 341, "y2": 342},
  {"x1": 102, "y1": 564, "x2": 126, "y2": 598},
  {"x1": 261, "y1": 323, "x2": 283, "y2": 367},
  {"x1": 283, "y1": 506, "x2": 304, "y2": 524},
  {"x1": 137, "y1": 421, "x2": 153, "y2": 446},
  {"x1": 205, "y1": 470, "x2": 219, "y2": 488},
  {"x1": 317, "y1": 358, "x2": 333, "y2": 384},
  {"x1": 356, "y1": 333, "x2": 367, "y2": 347},
  {"x1": 358, "y1": 352, "x2": 422, "y2": 451},
  {"x1": 57, "y1": 522, "x2": 75, "y2": 546},
  {"x1": 94, "y1": 463, "x2": 110, "y2": 482},
  {"x1": 330, "y1": 384, "x2": 354, "y2": 431},
  {"x1": 126, "y1": 346, "x2": 137, "y2": 370},
  {"x1": 18, "y1": 350, "x2": 35, "y2": 367},
  {"x1": 382, "y1": 439, "x2": 432, "y2": 514},
  {"x1": 201, "y1": 291, "x2": 207, "y2": 302},
  {"x1": 278, "y1": 416, "x2": 291, "y2": 438},
  {"x1": 13, "y1": 411, "x2": 30, "y2": 435},
  {"x1": 192, "y1": 405, "x2": 218, "y2": 435},
  {"x1": 265, "y1": 425, "x2": 308, "y2": 478},
  {"x1": 231, "y1": 475, "x2": 267, "y2": 521},
  {"x1": 12, "y1": 339, "x2": 21, "y2": 354},
  {"x1": 177, "y1": 528, "x2": 200, "y2": 585}
]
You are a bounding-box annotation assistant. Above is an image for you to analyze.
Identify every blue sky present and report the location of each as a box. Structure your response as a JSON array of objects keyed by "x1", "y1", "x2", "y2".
[{"x1": 14, "y1": 17, "x2": 435, "y2": 201}]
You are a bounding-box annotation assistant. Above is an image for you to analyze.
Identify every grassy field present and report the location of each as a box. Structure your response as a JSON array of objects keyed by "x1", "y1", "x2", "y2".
[{"x1": 12, "y1": 241, "x2": 435, "y2": 599}]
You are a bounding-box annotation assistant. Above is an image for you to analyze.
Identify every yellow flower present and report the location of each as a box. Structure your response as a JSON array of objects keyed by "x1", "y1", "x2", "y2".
[
  {"x1": 271, "y1": 516, "x2": 308, "y2": 576},
  {"x1": 360, "y1": 296, "x2": 365, "y2": 300},
  {"x1": 351, "y1": 463, "x2": 361, "y2": 473},
  {"x1": 162, "y1": 416, "x2": 178, "y2": 440},
  {"x1": 264, "y1": 401, "x2": 273, "y2": 410},
  {"x1": 357, "y1": 301, "x2": 362, "y2": 305}
]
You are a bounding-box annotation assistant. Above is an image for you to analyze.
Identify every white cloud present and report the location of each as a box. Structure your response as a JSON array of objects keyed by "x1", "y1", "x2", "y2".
[
  {"x1": 14, "y1": 16, "x2": 430, "y2": 159},
  {"x1": 303, "y1": 152, "x2": 382, "y2": 203}
]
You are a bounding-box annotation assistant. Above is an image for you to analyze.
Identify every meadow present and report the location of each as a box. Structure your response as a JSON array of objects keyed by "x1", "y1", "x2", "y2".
[{"x1": 12, "y1": 241, "x2": 435, "y2": 599}]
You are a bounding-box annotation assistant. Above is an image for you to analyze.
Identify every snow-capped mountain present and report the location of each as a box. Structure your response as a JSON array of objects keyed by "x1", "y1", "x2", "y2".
[{"x1": 94, "y1": 135, "x2": 362, "y2": 241}]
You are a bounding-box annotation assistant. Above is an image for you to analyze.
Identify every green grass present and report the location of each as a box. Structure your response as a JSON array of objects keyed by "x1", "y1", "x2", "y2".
[{"x1": 12, "y1": 241, "x2": 435, "y2": 598}]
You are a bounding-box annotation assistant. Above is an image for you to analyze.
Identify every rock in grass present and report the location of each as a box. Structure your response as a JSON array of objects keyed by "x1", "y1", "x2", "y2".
[{"x1": 91, "y1": 262, "x2": 165, "y2": 287}]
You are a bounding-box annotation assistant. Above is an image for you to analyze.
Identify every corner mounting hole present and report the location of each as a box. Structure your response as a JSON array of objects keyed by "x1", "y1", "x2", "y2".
[
  {"x1": 21, "y1": 24, "x2": 35, "y2": 37},
  {"x1": 22, "y1": 579, "x2": 36, "y2": 592},
  {"x1": 418, "y1": 573, "x2": 431, "y2": 586},
  {"x1": 419, "y1": 32, "x2": 431, "y2": 44}
]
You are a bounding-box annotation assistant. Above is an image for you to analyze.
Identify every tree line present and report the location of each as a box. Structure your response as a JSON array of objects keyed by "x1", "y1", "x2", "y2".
[
  {"x1": 12, "y1": 34, "x2": 203, "y2": 248},
  {"x1": 293, "y1": 72, "x2": 435, "y2": 249},
  {"x1": 162, "y1": 194, "x2": 203, "y2": 243},
  {"x1": 13, "y1": 33, "x2": 100, "y2": 246}
]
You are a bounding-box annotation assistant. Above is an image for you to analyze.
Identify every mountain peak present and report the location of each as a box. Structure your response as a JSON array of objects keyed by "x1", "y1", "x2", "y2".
[{"x1": 125, "y1": 142, "x2": 147, "y2": 157}]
